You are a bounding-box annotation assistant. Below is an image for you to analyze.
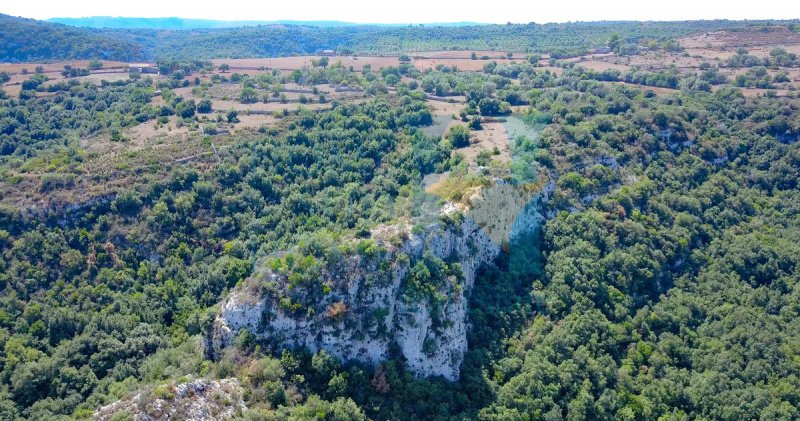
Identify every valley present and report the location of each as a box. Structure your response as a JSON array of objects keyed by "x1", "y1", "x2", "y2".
[{"x1": 1, "y1": 13, "x2": 800, "y2": 420}]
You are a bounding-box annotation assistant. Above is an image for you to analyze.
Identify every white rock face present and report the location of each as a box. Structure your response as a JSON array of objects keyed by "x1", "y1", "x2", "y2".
[
  {"x1": 211, "y1": 189, "x2": 548, "y2": 380},
  {"x1": 95, "y1": 378, "x2": 245, "y2": 421}
]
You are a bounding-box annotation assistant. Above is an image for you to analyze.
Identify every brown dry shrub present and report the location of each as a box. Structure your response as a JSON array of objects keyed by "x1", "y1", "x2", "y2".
[{"x1": 326, "y1": 301, "x2": 347, "y2": 319}]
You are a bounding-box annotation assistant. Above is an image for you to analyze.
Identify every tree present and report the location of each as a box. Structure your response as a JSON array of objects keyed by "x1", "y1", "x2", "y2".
[
  {"x1": 384, "y1": 74, "x2": 399, "y2": 86},
  {"x1": 471, "y1": 52, "x2": 478, "y2": 60},
  {"x1": 478, "y1": 97, "x2": 509, "y2": 116},
  {"x1": 218, "y1": 63, "x2": 230, "y2": 73},
  {"x1": 175, "y1": 99, "x2": 196, "y2": 118},
  {"x1": 609, "y1": 33, "x2": 621, "y2": 51},
  {"x1": 158, "y1": 61, "x2": 174, "y2": 75},
  {"x1": 468, "y1": 116, "x2": 482, "y2": 130},
  {"x1": 447, "y1": 125, "x2": 470, "y2": 148},
  {"x1": 399, "y1": 54, "x2": 411, "y2": 63},
  {"x1": 239, "y1": 87, "x2": 259, "y2": 104},
  {"x1": 197, "y1": 99, "x2": 213, "y2": 114},
  {"x1": 774, "y1": 71, "x2": 790, "y2": 83},
  {"x1": 476, "y1": 149, "x2": 492, "y2": 166}
]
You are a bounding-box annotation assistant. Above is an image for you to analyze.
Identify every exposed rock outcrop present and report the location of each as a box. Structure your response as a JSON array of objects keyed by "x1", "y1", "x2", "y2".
[
  {"x1": 210, "y1": 212, "x2": 497, "y2": 380},
  {"x1": 210, "y1": 184, "x2": 550, "y2": 380},
  {"x1": 466, "y1": 180, "x2": 554, "y2": 248},
  {"x1": 95, "y1": 378, "x2": 245, "y2": 421}
]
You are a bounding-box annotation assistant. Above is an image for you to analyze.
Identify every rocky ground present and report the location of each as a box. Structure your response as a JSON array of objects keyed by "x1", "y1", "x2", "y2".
[{"x1": 95, "y1": 378, "x2": 246, "y2": 421}]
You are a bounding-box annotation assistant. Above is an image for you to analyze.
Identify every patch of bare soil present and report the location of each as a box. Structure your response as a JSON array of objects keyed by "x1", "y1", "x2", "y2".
[
  {"x1": 466, "y1": 183, "x2": 537, "y2": 246},
  {"x1": 173, "y1": 82, "x2": 357, "y2": 114},
  {"x1": 428, "y1": 98, "x2": 464, "y2": 116},
  {"x1": 414, "y1": 58, "x2": 525, "y2": 72},
  {"x1": 710, "y1": 85, "x2": 791, "y2": 97},
  {"x1": 455, "y1": 122, "x2": 511, "y2": 166},
  {"x1": 0, "y1": 60, "x2": 133, "y2": 75},
  {"x1": 601, "y1": 81, "x2": 679, "y2": 95},
  {"x1": 416, "y1": 50, "x2": 523, "y2": 59},
  {"x1": 206, "y1": 99, "x2": 332, "y2": 113},
  {"x1": 121, "y1": 117, "x2": 192, "y2": 149},
  {"x1": 233, "y1": 113, "x2": 278, "y2": 130},
  {"x1": 571, "y1": 58, "x2": 632, "y2": 73},
  {"x1": 211, "y1": 56, "x2": 401, "y2": 71},
  {"x1": 680, "y1": 27, "x2": 800, "y2": 49}
]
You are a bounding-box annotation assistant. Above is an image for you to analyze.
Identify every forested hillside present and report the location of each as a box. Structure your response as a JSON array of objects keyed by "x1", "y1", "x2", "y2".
[
  {"x1": 2, "y1": 13, "x2": 800, "y2": 61},
  {"x1": 1, "y1": 14, "x2": 800, "y2": 420},
  {"x1": 0, "y1": 14, "x2": 146, "y2": 62},
  {"x1": 476, "y1": 75, "x2": 800, "y2": 421},
  {"x1": 113, "y1": 21, "x2": 724, "y2": 59},
  {"x1": 0, "y1": 46, "x2": 800, "y2": 420}
]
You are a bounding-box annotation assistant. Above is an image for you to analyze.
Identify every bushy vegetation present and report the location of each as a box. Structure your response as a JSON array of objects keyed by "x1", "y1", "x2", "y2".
[
  {"x1": 2, "y1": 19, "x2": 800, "y2": 420},
  {"x1": 727, "y1": 47, "x2": 800, "y2": 68},
  {"x1": 0, "y1": 78, "x2": 156, "y2": 159},
  {"x1": 0, "y1": 81, "x2": 452, "y2": 417},
  {"x1": 0, "y1": 14, "x2": 146, "y2": 62},
  {"x1": 478, "y1": 83, "x2": 800, "y2": 420},
  {"x1": 4, "y1": 14, "x2": 800, "y2": 61}
]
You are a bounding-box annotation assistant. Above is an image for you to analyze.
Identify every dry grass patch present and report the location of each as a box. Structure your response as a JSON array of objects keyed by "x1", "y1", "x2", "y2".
[
  {"x1": 211, "y1": 56, "x2": 400, "y2": 71},
  {"x1": 457, "y1": 122, "x2": 511, "y2": 166},
  {"x1": 679, "y1": 28, "x2": 800, "y2": 49},
  {"x1": 426, "y1": 173, "x2": 490, "y2": 205}
]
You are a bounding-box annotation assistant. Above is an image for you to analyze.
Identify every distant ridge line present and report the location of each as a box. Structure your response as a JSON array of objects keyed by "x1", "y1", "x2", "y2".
[{"x1": 47, "y1": 16, "x2": 488, "y2": 29}]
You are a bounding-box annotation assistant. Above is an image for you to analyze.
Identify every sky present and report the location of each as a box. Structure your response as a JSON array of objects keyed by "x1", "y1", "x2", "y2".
[{"x1": 2, "y1": 0, "x2": 799, "y2": 24}]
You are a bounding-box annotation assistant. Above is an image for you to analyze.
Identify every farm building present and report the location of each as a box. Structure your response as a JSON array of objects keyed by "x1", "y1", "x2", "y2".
[
  {"x1": 317, "y1": 49, "x2": 337, "y2": 56},
  {"x1": 128, "y1": 65, "x2": 158, "y2": 74}
]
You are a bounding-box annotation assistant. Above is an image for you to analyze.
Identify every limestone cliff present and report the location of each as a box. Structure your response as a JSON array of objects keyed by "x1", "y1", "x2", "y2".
[
  {"x1": 210, "y1": 211, "x2": 496, "y2": 380},
  {"x1": 210, "y1": 185, "x2": 549, "y2": 380}
]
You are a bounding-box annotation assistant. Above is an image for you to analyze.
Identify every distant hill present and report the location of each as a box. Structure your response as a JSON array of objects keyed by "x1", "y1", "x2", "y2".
[
  {"x1": 0, "y1": 14, "x2": 146, "y2": 62},
  {"x1": 3, "y1": 14, "x2": 800, "y2": 62},
  {"x1": 47, "y1": 17, "x2": 485, "y2": 29},
  {"x1": 138, "y1": 20, "x2": 794, "y2": 60}
]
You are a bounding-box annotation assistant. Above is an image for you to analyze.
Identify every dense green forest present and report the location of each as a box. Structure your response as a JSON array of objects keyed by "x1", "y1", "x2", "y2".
[
  {"x1": 475, "y1": 72, "x2": 800, "y2": 421},
  {"x1": 0, "y1": 15, "x2": 147, "y2": 62},
  {"x1": 0, "y1": 71, "x2": 451, "y2": 418},
  {"x1": 2, "y1": 13, "x2": 800, "y2": 61},
  {"x1": 2, "y1": 14, "x2": 800, "y2": 420}
]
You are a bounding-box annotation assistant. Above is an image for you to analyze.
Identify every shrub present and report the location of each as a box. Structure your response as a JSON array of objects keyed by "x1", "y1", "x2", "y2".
[{"x1": 447, "y1": 125, "x2": 471, "y2": 148}]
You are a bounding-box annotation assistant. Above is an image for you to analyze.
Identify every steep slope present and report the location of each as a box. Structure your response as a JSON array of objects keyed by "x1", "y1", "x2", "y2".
[
  {"x1": 210, "y1": 210, "x2": 499, "y2": 380},
  {"x1": 210, "y1": 177, "x2": 552, "y2": 380}
]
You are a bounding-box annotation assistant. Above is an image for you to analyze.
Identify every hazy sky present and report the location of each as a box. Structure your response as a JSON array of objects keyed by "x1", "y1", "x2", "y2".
[{"x1": 3, "y1": 0, "x2": 800, "y2": 24}]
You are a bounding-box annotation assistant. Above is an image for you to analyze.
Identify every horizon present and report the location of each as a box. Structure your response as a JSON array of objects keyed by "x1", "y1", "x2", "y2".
[
  {"x1": 42, "y1": 15, "x2": 800, "y2": 26},
  {"x1": 45, "y1": 16, "x2": 492, "y2": 27},
  {"x1": 4, "y1": 0, "x2": 800, "y2": 25}
]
